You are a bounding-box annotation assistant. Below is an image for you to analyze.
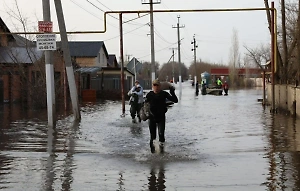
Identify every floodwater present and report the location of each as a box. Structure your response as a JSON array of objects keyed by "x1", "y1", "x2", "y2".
[{"x1": 1, "y1": 82, "x2": 300, "y2": 191}]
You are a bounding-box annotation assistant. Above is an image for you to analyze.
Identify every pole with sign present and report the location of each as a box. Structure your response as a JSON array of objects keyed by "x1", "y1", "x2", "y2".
[
  {"x1": 36, "y1": 34, "x2": 56, "y2": 50},
  {"x1": 41, "y1": 0, "x2": 56, "y2": 127}
]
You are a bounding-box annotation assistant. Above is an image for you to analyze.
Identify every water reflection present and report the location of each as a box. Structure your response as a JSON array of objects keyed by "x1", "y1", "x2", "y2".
[
  {"x1": 265, "y1": 113, "x2": 300, "y2": 190},
  {"x1": 148, "y1": 163, "x2": 166, "y2": 191},
  {"x1": 6, "y1": 87, "x2": 300, "y2": 190},
  {"x1": 0, "y1": 154, "x2": 13, "y2": 190},
  {"x1": 43, "y1": 126, "x2": 58, "y2": 191},
  {"x1": 0, "y1": 103, "x2": 72, "y2": 129},
  {"x1": 61, "y1": 120, "x2": 79, "y2": 191},
  {"x1": 117, "y1": 171, "x2": 125, "y2": 191},
  {"x1": 42, "y1": 120, "x2": 79, "y2": 190}
]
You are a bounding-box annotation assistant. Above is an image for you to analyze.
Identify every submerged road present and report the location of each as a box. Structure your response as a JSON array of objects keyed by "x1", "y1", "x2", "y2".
[{"x1": 1, "y1": 82, "x2": 300, "y2": 190}]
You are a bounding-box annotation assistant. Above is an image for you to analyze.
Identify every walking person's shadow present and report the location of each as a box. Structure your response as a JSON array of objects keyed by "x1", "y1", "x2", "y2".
[{"x1": 148, "y1": 163, "x2": 166, "y2": 191}]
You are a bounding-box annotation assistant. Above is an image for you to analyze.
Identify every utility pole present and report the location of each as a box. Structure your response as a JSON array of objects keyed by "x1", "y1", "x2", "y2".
[
  {"x1": 119, "y1": 13, "x2": 125, "y2": 116},
  {"x1": 142, "y1": 0, "x2": 161, "y2": 82},
  {"x1": 125, "y1": 54, "x2": 132, "y2": 63},
  {"x1": 169, "y1": 48, "x2": 177, "y2": 84},
  {"x1": 191, "y1": 34, "x2": 198, "y2": 94},
  {"x1": 42, "y1": 0, "x2": 56, "y2": 127},
  {"x1": 133, "y1": 57, "x2": 137, "y2": 82},
  {"x1": 172, "y1": 15, "x2": 184, "y2": 90},
  {"x1": 54, "y1": 0, "x2": 81, "y2": 120}
]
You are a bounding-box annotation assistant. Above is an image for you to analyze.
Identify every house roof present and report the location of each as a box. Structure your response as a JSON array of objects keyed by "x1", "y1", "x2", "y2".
[
  {"x1": 108, "y1": 54, "x2": 117, "y2": 67},
  {"x1": 126, "y1": 57, "x2": 142, "y2": 73},
  {"x1": 0, "y1": 17, "x2": 14, "y2": 42},
  {"x1": 57, "y1": 41, "x2": 108, "y2": 58},
  {"x1": 12, "y1": 34, "x2": 36, "y2": 47},
  {"x1": 0, "y1": 17, "x2": 34, "y2": 47},
  {"x1": 0, "y1": 46, "x2": 43, "y2": 64}
]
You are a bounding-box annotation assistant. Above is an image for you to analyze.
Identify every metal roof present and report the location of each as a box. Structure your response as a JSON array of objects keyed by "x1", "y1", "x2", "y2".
[
  {"x1": 57, "y1": 41, "x2": 108, "y2": 58},
  {"x1": 0, "y1": 46, "x2": 43, "y2": 64},
  {"x1": 75, "y1": 67, "x2": 102, "y2": 74}
]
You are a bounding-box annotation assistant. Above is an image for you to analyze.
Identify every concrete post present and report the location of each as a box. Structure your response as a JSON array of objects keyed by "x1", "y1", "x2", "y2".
[
  {"x1": 54, "y1": 0, "x2": 81, "y2": 120},
  {"x1": 42, "y1": 0, "x2": 56, "y2": 127}
]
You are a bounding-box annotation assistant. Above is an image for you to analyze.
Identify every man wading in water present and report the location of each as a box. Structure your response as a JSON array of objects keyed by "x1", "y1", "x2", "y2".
[{"x1": 145, "y1": 79, "x2": 178, "y2": 153}]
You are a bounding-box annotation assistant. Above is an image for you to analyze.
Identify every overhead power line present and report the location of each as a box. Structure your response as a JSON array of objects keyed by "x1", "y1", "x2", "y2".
[
  {"x1": 70, "y1": 0, "x2": 118, "y2": 28},
  {"x1": 104, "y1": 23, "x2": 149, "y2": 41},
  {"x1": 86, "y1": 0, "x2": 118, "y2": 20},
  {"x1": 137, "y1": 41, "x2": 178, "y2": 59},
  {"x1": 94, "y1": 0, "x2": 112, "y2": 11},
  {"x1": 87, "y1": 0, "x2": 148, "y2": 26}
]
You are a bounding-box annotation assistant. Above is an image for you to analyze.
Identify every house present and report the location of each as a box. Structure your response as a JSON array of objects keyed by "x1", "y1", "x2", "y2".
[
  {"x1": 60, "y1": 41, "x2": 134, "y2": 100},
  {"x1": 62, "y1": 41, "x2": 109, "y2": 67},
  {"x1": 0, "y1": 17, "x2": 66, "y2": 106}
]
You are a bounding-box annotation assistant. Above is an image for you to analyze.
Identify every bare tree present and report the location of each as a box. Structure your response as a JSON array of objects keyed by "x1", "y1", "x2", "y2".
[
  {"x1": 1, "y1": 1, "x2": 65, "y2": 108},
  {"x1": 244, "y1": 44, "x2": 271, "y2": 69},
  {"x1": 158, "y1": 61, "x2": 188, "y2": 82},
  {"x1": 228, "y1": 28, "x2": 240, "y2": 87},
  {"x1": 263, "y1": 0, "x2": 300, "y2": 84}
]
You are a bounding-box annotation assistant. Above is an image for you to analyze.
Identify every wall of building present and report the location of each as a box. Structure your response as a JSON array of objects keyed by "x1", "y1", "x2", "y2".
[
  {"x1": 76, "y1": 57, "x2": 96, "y2": 67},
  {"x1": 266, "y1": 84, "x2": 300, "y2": 117},
  {"x1": 0, "y1": 28, "x2": 8, "y2": 47},
  {"x1": 97, "y1": 48, "x2": 108, "y2": 67},
  {"x1": 246, "y1": 78, "x2": 263, "y2": 87},
  {"x1": 2, "y1": 75, "x2": 9, "y2": 102}
]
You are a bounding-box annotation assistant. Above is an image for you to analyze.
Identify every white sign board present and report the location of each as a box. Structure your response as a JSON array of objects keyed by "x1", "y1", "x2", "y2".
[{"x1": 36, "y1": 34, "x2": 56, "y2": 51}]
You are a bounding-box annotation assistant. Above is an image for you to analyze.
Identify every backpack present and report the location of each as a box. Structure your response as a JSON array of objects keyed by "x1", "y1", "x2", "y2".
[{"x1": 139, "y1": 102, "x2": 151, "y2": 121}]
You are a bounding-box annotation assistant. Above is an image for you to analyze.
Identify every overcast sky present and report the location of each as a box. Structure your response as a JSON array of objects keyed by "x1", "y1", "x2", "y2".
[{"x1": 0, "y1": 0, "x2": 279, "y2": 67}]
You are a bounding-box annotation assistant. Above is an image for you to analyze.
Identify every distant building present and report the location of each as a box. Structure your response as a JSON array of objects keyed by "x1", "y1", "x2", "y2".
[{"x1": 210, "y1": 67, "x2": 263, "y2": 87}]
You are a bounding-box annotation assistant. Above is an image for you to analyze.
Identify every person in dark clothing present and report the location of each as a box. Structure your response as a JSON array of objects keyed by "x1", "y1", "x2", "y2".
[
  {"x1": 222, "y1": 81, "x2": 229, "y2": 95},
  {"x1": 195, "y1": 81, "x2": 199, "y2": 95},
  {"x1": 128, "y1": 84, "x2": 144, "y2": 123},
  {"x1": 145, "y1": 79, "x2": 178, "y2": 153}
]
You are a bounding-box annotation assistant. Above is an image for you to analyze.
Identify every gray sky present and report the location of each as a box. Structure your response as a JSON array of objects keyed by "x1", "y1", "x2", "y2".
[{"x1": 0, "y1": 0, "x2": 278, "y2": 67}]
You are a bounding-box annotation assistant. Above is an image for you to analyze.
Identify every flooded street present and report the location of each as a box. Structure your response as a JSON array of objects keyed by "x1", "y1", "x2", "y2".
[{"x1": 1, "y1": 82, "x2": 300, "y2": 190}]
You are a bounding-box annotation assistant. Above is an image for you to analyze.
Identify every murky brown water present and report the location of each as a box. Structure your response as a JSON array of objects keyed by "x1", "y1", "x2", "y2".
[{"x1": 0, "y1": 83, "x2": 300, "y2": 190}]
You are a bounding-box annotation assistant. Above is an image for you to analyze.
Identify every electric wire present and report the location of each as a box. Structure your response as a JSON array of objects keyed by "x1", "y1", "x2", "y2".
[
  {"x1": 70, "y1": 0, "x2": 149, "y2": 36},
  {"x1": 137, "y1": 41, "x2": 178, "y2": 59},
  {"x1": 104, "y1": 23, "x2": 149, "y2": 41},
  {"x1": 70, "y1": 0, "x2": 119, "y2": 28},
  {"x1": 87, "y1": 0, "x2": 149, "y2": 27},
  {"x1": 94, "y1": 0, "x2": 148, "y2": 26}
]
